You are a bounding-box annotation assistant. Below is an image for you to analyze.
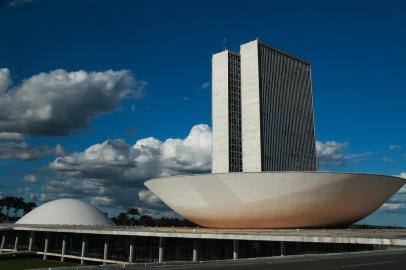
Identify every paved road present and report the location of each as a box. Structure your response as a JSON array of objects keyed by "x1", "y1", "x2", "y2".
[{"x1": 135, "y1": 249, "x2": 406, "y2": 270}]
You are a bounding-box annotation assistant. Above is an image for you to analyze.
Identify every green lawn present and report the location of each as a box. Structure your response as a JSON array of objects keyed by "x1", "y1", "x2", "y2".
[{"x1": 0, "y1": 257, "x2": 76, "y2": 270}]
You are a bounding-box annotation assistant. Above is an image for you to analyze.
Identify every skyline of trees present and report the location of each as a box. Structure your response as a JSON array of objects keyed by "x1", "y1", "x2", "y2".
[{"x1": 0, "y1": 196, "x2": 37, "y2": 222}]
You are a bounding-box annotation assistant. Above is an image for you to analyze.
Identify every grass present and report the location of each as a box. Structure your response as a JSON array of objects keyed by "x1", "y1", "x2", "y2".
[{"x1": 0, "y1": 257, "x2": 77, "y2": 270}]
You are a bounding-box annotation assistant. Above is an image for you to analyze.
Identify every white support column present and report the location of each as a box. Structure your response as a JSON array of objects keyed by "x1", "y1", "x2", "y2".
[
  {"x1": 81, "y1": 235, "x2": 86, "y2": 265},
  {"x1": 128, "y1": 240, "x2": 134, "y2": 263},
  {"x1": 60, "y1": 234, "x2": 66, "y2": 262},
  {"x1": 192, "y1": 239, "x2": 198, "y2": 262},
  {"x1": 103, "y1": 237, "x2": 109, "y2": 265},
  {"x1": 233, "y1": 240, "x2": 239, "y2": 260},
  {"x1": 28, "y1": 232, "x2": 34, "y2": 251},
  {"x1": 1, "y1": 234, "x2": 5, "y2": 249},
  {"x1": 280, "y1": 241, "x2": 286, "y2": 256},
  {"x1": 43, "y1": 234, "x2": 49, "y2": 260},
  {"x1": 158, "y1": 237, "x2": 164, "y2": 263},
  {"x1": 14, "y1": 234, "x2": 19, "y2": 251}
]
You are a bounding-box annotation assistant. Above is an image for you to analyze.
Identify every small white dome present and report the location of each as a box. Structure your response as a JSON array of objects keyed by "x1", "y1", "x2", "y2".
[{"x1": 16, "y1": 199, "x2": 115, "y2": 226}]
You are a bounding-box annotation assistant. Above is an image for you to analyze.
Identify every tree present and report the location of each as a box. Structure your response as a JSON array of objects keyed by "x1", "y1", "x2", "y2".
[
  {"x1": 4, "y1": 196, "x2": 14, "y2": 221},
  {"x1": 13, "y1": 197, "x2": 25, "y2": 218},
  {"x1": 23, "y1": 201, "x2": 37, "y2": 215},
  {"x1": 116, "y1": 212, "x2": 130, "y2": 226},
  {"x1": 127, "y1": 207, "x2": 140, "y2": 226}
]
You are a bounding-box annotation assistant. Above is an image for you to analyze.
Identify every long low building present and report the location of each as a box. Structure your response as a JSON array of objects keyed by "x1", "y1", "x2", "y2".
[{"x1": 1, "y1": 224, "x2": 406, "y2": 265}]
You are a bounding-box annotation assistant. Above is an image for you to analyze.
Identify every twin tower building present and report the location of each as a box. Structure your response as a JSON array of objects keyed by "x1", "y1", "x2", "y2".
[{"x1": 212, "y1": 40, "x2": 317, "y2": 173}]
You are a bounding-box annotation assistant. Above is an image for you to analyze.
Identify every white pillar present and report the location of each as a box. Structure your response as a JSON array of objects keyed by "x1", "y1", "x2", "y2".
[
  {"x1": 14, "y1": 234, "x2": 19, "y2": 251},
  {"x1": 43, "y1": 234, "x2": 49, "y2": 260},
  {"x1": 28, "y1": 232, "x2": 34, "y2": 251},
  {"x1": 158, "y1": 237, "x2": 164, "y2": 263},
  {"x1": 128, "y1": 241, "x2": 134, "y2": 263},
  {"x1": 80, "y1": 236, "x2": 86, "y2": 265},
  {"x1": 1, "y1": 234, "x2": 5, "y2": 249},
  {"x1": 103, "y1": 237, "x2": 108, "y2": 265},
  {"x1": 60, "y1": 235, "x2": 66, "y2": 262},
  {"x1": 280, "y1": 241, "x2": 286, "y2": 256},
  {"x1": 192, "y1": 239, "x2": 198, "y2": 262},
  {"x1": 233, "y1": 240, "x2": 239, "y2": 260}
]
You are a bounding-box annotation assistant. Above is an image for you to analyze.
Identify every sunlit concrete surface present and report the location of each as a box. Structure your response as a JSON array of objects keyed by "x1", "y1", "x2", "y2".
[
  {"x1": 1, "y1": 224, "x2": 406, "y2": 265},
  {"x1": 145, "y1": 172, "x2": 405, "y2": 229},
  {"x1": 1, "y1": 225, "x2": 406, "y2": 246},
  {"x1": 16, "y1": 199, "x2": 115, "y2": 226}
]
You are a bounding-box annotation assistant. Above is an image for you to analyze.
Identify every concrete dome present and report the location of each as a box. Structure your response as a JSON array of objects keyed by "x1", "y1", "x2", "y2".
[{"x1": 16, "y1": 199, "x2": 115, "y2": 226}]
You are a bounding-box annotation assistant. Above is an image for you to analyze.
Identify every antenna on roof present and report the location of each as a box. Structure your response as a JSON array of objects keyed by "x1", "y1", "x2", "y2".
[{"x1": 223, "y1": 38, "x2": 227, "y2": 51}]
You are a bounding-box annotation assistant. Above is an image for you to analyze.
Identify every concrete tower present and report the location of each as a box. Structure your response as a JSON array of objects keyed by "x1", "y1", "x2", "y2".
[
  {"x1": 212, "y1": 40, "x2": 317, "y2": 173},
  {"x1": 212, "y1": 50, "x2": 242, "y2": 173}
]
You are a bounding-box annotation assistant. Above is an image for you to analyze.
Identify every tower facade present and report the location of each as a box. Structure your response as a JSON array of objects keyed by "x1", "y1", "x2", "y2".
[
  {"x1": 212, "y1": 40, "x2": 317, "y2": 173},
  {"x1": 212, "y1": 50, "x2": 242, "y2": 173}
]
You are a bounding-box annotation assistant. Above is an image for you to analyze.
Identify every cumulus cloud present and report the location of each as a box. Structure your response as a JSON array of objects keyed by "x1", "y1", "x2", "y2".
[
  {"x1": 23, "y1": 174, "x2": 38, "y2": 183},
  {"x1": 0, "y1": 68, "x2": 11, "y2": 92},
  {"x1": 0, "y1": 142, "x2": 53, "y2": 160},
  {"x1": 316, "y1": 140, "x2": 371, "y2": 169},
  {"x1": 378, "y1": 172, "x2": 406, "y2": 213},
  {"x1": 91, "y1": 196, "x2": 116, "y2": 207},
  {"x1": 398, "y1": 173, "x2": 406, "y2": 194},
  {"x1": 55, "y1": 144, "x2": 68, "y2": 157},
  {"x1": 17, "y1": 187, "x2": 37, "y2": 201},
  {"x1": 316, "y1": 141, "x2": 348, "y2": 167},
  {"x1": 0, "y1": 69, "x2": 145, "y2": 136},
  {"x1": 0, "y1": 132, "x2": 24, "y2": 141},
  {"x1": 380, "y1": 203, "x2": 406, "y2": 212},
  {"x1": 138, "y1": 189, "x2": 161, "y2": 207},
  {"x1": 0, "y1": 141, "x2": 67, "y2": 161},
  {"x1": 41, "y1": 124, "x2": 212, "y2": 209}
]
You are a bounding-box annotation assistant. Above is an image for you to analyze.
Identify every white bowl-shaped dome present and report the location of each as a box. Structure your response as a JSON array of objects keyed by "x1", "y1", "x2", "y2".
[
  {"x1": 145, "y1": 172, "x2": 405, "y2": 229},
  {"x1": 16, "y1": 199, "x2": 115, "y2": 226}
]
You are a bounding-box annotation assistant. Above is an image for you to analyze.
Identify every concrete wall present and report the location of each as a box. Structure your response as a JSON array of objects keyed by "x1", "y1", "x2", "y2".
[
  {"x1": 212, "y1": 51, "x2": 230, "y2": 173},
  {"x1": 240, "y1": 40, "x2": 262, "y2": 172}
]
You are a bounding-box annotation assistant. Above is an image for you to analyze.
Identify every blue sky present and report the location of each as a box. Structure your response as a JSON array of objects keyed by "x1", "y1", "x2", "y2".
[{"x1": 0, "y1": 0, "x2": 405, "y2": 226}]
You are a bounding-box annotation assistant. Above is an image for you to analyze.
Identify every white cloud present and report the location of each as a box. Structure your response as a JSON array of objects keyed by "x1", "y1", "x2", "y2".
[
  {"x1": 0, "y1": 141, "x2": 67, "y2": 161},
  {"x1": 316, "y1": 141, "x2": 348, "y2": 167},
  {"x1": 17, "y1": 187, "x2": 37, "y2": 201},
  {"x1": 0, "y1": 68, "x2": 11, "y2": 92},
  {"x1": 138, "y1": 189, "x2": 161, "y2": 207},
  {"x1": 380, "y1": 203, "x2": 406, "y2": 212},
  {"x1": 389, "y1": 144, "x2": 401, "y2": 151},
  {"x1": 378, "y1": 172, "x2": 406, "y2": 213},
  {"x1": 0, "y1": 69, "x2": 145, "y2": 136},
  {"x1": 91, "y1": 196, "x2": 116, "y2": 207},
  {"x1": 0, "y1": 132, "x2": 24, "y2": 141},
  {"x1": 23, "y1": 175, "x2": 38, "y2": 183},
  {"x1": 41, "y1": 124, "x2": 212, "y2": 209},
  {"x1": 398, "y1": 173, "x2": 406, "y2": 194},
  {"x1": 55, "y1": 144, "x2": 68, "y2": 157},
  {"x1": 0, "y1": 142, "x2": 53, "y2": 160},
  {"x1": 199, "y1": 81, "x2": 210, "y2": 90},
  {"x1": 382, "y1": 156, "x2": 396, "y2": 162},
  {"x1": 8, "y1": 0, "x2": 34, "y2": 8},
  {"x1": 316, "y1": 140, "x2": 371, "y2": 169}
]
